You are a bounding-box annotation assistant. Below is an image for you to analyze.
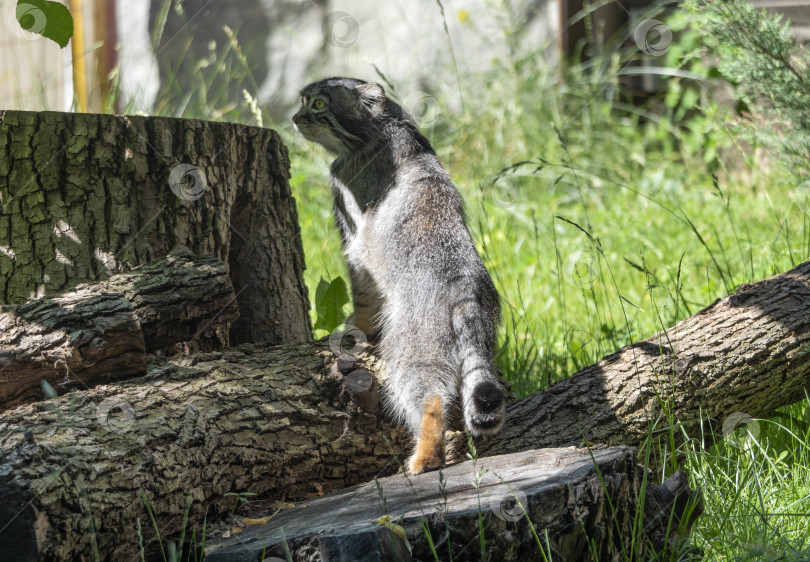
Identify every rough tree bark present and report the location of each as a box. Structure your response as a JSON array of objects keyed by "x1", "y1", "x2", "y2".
[
  {"x1": 0, "y1": 249, "x2": 238, "y2": 411},
  {"x1": 0, "y1": 341, "x2": 411, "y2": 561},
  {"x1": 1, "y1": 259, "x2": 808, "y2": 559},
  {"x1": 0, "y1": 110, "x2": 311, "y2": 345}
]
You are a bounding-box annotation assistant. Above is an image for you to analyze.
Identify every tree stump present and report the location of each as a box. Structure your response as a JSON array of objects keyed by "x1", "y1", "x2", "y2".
[
  {"x1": 203, "y1": 447, "x2": 702, "y2": 561},
  {"x1": 0, "y1": 110, "x2": 311, "y2": 345}
]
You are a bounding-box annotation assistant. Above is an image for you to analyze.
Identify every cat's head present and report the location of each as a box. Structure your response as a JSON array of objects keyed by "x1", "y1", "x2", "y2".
[{"x1": 293, "y1": 77, "x2": 402, "y2": 154}]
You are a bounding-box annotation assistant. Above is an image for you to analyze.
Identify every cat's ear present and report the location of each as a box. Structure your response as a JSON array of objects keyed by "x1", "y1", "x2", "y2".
[{"x1": 355, "y1": 82, "x2": 386, "y2": 117}]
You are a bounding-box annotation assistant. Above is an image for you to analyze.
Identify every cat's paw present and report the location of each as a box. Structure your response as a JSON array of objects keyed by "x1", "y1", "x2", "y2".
[{"x1": 407, "y1": 450, "x2": 443, "y2": 475}]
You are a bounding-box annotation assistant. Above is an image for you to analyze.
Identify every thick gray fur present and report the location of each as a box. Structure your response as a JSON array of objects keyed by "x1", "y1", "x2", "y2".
[{"x1": 293, "y1": 77, "x2": 505, "y2": 449}]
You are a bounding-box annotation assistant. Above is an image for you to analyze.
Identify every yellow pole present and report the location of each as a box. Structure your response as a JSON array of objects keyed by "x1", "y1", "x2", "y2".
[
  {"x1": 94, "y1": 0, "x2": 109, "y2": 106},
  {"x1": 69, "y1": 0, "x2": 87, "y2": 112}
]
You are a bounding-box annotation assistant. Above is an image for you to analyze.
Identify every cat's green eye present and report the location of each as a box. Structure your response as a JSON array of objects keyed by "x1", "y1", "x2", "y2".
[{"x1": 313, "y1": 100, "x2": 326, "y2": 110}]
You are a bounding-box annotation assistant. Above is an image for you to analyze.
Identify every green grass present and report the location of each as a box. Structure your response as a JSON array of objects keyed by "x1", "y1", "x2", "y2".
[
  {"x1": 25, "y1": 2, "x2": 810, "y2": 558},
  {"x1": 683, "y1": 400, "x2": 810, "y2": 559}
]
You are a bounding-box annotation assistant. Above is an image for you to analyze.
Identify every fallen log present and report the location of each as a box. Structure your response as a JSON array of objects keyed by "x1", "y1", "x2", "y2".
[
  {"x1": 481, "y1": 259, "x2": 810, "y2": 458},
  {"x1": 0, "y1": 249, "x2": 238, "y2": 410},
  {"x1": 1, "y1": 259, "x2": 808, "y2": 560},
  {"x1": 203, "y1": 447, "x2": 702, "y2": 561}
]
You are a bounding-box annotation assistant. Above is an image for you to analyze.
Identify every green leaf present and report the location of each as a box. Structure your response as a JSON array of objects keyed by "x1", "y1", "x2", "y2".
[
  {"x1": 16, "y1": 0, "x2": 74, "y2": 48},
  {"x1": 314, "y1": 276, "x2": 350, "y2": 333}
]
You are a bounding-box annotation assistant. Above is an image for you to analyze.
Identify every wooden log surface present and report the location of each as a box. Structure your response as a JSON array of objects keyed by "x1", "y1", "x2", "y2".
[
  {"x1": 0, "y1": 249, "x2": 238, "y2": 410},
  {"x1": 203, "y1": 447, "x2": 701, "y2": 561},
  {"x1": 100, "y1": 248, "x2": 239, "y2": 352}
]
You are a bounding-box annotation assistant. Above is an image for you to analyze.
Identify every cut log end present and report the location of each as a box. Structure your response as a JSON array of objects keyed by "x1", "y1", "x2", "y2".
[{"x1": 203, "y1": 447, "x2": 701, "y2": 562}]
